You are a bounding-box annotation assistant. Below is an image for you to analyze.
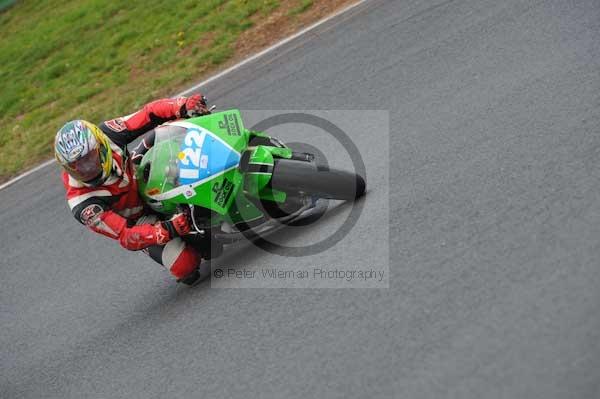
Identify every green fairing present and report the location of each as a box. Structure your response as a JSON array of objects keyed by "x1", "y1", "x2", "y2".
[{"x1": 135, "y1": 110, "x2": 291, "y2": 225}]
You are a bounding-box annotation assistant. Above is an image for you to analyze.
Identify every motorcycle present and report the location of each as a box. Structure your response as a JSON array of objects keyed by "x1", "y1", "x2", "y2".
[{"x1": 135, "y1": 105, "x2": 366, "y2": 258}]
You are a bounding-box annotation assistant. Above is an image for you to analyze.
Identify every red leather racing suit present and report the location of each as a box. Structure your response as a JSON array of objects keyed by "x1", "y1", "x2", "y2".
[{"x1": 61, "y1": 98, "x2": 201, "y2": 280}]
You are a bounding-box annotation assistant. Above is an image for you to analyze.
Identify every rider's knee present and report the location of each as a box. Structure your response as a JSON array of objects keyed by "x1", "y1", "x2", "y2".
[{"x1": 163, "y1": 239, "x2": 201, "y2": 279}]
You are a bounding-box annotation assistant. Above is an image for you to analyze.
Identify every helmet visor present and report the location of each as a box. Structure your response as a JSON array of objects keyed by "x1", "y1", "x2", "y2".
[{"x1": 66, "y1": 147, "x2": 103, "y2": 183}]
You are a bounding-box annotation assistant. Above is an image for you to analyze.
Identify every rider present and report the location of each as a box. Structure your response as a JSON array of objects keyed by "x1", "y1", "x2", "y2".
[{"x1": 54, "y1": 95, "x2": 210, "y2": 285}]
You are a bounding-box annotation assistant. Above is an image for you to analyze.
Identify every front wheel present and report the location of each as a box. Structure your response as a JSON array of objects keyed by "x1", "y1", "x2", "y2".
[{"x1": 270, "y1": 159, "x2": 366, "y2": 201}]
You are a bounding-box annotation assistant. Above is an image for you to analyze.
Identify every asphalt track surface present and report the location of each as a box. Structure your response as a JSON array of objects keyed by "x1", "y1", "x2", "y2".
[{"x1": 2, "y1": 0, "x2": 600, "y2": 397}]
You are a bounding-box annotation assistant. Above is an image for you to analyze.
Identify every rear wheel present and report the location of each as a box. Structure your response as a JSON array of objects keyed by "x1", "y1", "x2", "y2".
[{"x1": 270, "y1": 159, "x2": 366, "y2": 201}]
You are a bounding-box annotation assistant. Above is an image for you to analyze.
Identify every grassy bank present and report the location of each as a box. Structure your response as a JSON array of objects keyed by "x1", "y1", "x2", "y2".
[{"x1": 0, "y1": 0, "x2": 353, "y2": 181}]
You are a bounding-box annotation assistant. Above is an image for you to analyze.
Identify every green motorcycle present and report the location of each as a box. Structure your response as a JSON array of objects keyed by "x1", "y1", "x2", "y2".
[{"x1": 135, "y1": 107, "x2": 365, "y2": 256}]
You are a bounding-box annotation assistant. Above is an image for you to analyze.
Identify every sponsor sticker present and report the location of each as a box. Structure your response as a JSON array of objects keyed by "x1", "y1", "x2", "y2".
[
  {"x1": 80, "y1": 204, "x2": 104, "y2": 225},
  {"x1": 212, "y1": 178, "x2": 234, "y2": 207},
  {"x1": 200, "y1": 154, "x2": 208, "y2": 169},
  {"x1": 183, "y1": 186, "x2": 196, "y2": 199},
  {"x1": 105, "y1": 118, "x2": 126, "y2": 132},
  {"x1": 218, "y1": 113, "x2": 241, "y2": 136}
]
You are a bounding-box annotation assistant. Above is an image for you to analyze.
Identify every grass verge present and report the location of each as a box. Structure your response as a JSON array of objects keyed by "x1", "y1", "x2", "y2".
[{"x1": 0, "y1": 0, "x2": 356, "y2": 182}]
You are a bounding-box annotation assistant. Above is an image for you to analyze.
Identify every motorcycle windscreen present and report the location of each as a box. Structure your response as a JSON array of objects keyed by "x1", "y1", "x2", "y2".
[{"x1": 147, "y1": 123, "x2": 241, "y2": 197}]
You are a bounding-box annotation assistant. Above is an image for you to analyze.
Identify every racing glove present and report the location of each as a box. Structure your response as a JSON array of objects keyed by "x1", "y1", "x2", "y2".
[
  {"x1": 181, "y1": 94, "x2": 209, "y2": 117},
  {"x1": 162, "y1": 213, "x2": 192, "y2": 238}
]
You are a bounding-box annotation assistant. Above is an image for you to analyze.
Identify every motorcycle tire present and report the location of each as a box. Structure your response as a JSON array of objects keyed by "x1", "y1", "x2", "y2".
[{"x1": 270, "y1": 159, "x2": 366, "y2": 201}]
